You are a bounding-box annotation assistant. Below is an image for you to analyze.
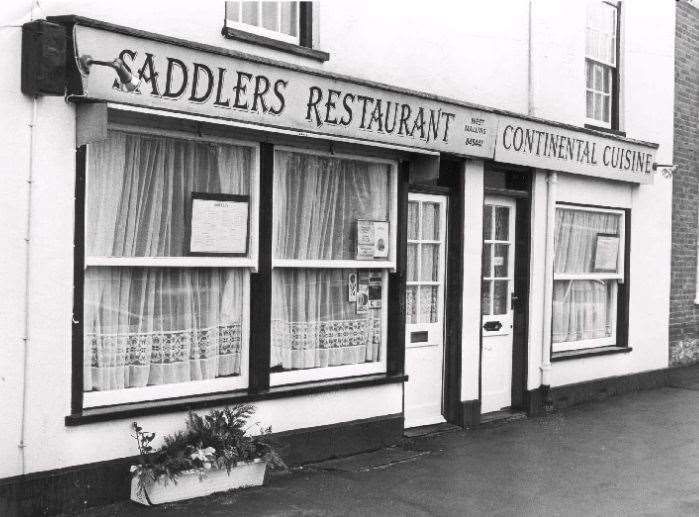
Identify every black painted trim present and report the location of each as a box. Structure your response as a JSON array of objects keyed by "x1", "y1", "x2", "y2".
[
  {"x1": 71, "y1": 147, "x2": 86, "y2": 413},
  {"x1": 66, "y1": 374, "x2": 407, "y2": 426},
  {"x1": 47, "y1": 15, "x2": 658, "y2": 149},
  {"x1": 221, "y1": 27, "x2": 329, "y2": 62},
  {"x1": 584, "y1": 124, "x2": 626, "y2": 137},
  {"x1": 551, "y1": 345, "x2": 632, "y2": 362},
  {"x1": 438, "y1": 158, "x2": 464, "y2": 425},
  {"x1": 459, "y1": 399, "x2": 481, "y2": 427},
  {"x1": 387, "y1": 161, "x2": 409, "y2": 376},
  {"x1": 249, "y1": 142, "x2": 274, "y2": 393},
  {"x1": 511, "y1": 187, "x2": 532, "y2": 409},
  {"x1": 299, "y1": 2, "x2": 313, "y2": 49},
  {"x1": 409, "y1": 184, "x2": 451, "y2": 196},
  {"x1": 484, "y1": 187, "x2": 529, "y2": 199}
]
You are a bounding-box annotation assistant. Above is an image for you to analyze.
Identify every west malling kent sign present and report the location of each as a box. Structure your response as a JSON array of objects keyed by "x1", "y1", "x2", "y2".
[{"x1": 72, "y1": 24, "x2": 656, "y2": 184}]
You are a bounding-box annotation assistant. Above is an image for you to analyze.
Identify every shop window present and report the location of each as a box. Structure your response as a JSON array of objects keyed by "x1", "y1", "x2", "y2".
[
  {"x1": 225, "y1": 1, "x2": 306, "y2": 46},
  {"x1": 552, "y1": 205, "x2": 625, "y2": 352},
  {"x1": 585, "y1": 0, "x2": 620, "y2": 129},
  {"x1": 269, "y1": 149, "x2": 396, "y2": 385},
  {"x1": 82, "y1": 128, "x2": 258, "y2": 407}
]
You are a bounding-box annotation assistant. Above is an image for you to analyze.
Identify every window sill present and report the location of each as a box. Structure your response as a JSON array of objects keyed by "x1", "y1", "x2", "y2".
[
  {"x1": 551, "y1": 345, "x2": 632, "y2": 362},
  {"x1": 584, "y1": 124, "x2": 626, "y2": 137},
  {"x1": 65, "y1": 373, "x2": 407, "y2": 426},
  {"x1": 221, "y1": 26, "x2": 330, "y2": 62}
]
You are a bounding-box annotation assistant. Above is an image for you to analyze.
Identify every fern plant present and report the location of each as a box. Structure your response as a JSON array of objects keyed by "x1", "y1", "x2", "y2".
[{"x1": 130, "y1": 404, "x2": 286, "y2": 499}]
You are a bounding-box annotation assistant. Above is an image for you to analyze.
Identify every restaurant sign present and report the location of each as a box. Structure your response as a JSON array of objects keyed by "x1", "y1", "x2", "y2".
[
  {"x1": 494, "y1": 117, "x2": 654, "y2": 184},
  {"x1": 71, "y1": 25, "x2": 656, "y2": 184},
  {"x1": 72, "y1": 25, "x2": 497, "y2": 158}
]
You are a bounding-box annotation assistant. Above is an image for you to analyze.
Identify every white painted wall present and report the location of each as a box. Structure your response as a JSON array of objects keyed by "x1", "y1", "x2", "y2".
[{"x1": 0, "y1": 0, "x2": 674, "y2": 477}]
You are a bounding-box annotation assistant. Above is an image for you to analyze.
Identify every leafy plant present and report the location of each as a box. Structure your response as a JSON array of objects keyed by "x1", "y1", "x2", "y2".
[{"x1": 130, "y1": 404, "x2": 286, "y2": 498}]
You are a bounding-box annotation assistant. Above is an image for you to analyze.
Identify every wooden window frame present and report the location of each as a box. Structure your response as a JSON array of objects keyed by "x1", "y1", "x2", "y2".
[
  {"x1": 551, "y1": 202, "x2": 631, "y2": 356},
  {"x1": 585, "y1": 1, "x2": 621, "y2": 131},
  {"x1": 77, "y1": 125, "x2": 260, "y2": 409}
]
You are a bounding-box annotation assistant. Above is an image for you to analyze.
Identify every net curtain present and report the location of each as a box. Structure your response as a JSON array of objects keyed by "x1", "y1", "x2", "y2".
[
  {"x1": 552, "y1": 208, "x2": 620, "y2": 344},
  {"x1": 271, "y1": 151, "x2": 387, "y2": 370},
  {"x1": 83, "y1": 132, "x2": 250, "y2": 392}
]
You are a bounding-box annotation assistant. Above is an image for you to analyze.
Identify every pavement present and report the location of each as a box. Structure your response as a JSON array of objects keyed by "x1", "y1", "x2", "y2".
[{"x1": 73, "y1": 369, "x2": 699, "y2": 517}]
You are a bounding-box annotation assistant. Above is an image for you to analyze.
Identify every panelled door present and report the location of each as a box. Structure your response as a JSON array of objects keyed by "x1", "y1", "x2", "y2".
[
  {"x1": 404, "y1": 193, "x2": 448, "y2": 428},
  {"x1": 480, "y1": 196, "x2": 517, "y2": 414}
]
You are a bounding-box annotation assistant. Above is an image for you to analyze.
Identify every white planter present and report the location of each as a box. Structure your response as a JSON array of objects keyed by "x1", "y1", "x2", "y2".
[{"x1": 130, "y1": 459, "x2": 267, "y2": 506}]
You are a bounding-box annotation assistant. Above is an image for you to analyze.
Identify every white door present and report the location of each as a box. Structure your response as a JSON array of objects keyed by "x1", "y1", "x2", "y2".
[
  {"x1": 404, "y1": 193, "x2": 448, "y2": 428},
  {"x1": 480, "y1": 196, "x2": 516, "y2": 414}
]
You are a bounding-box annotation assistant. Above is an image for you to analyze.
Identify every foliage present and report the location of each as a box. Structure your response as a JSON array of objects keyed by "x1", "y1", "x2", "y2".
[{"x1": 130, "y1": 404, "x2": 286, "y2": 496}]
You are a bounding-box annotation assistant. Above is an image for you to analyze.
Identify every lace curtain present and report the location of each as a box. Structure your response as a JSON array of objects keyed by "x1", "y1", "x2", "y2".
[
  {"x1": 273, "y1": 151, "x2": 389, "y2": 260},
  {"x1": 552, "y1": 208, "x2": 620, "y2": 344},
  {"x1": 271, "y1": 151, "x2": 388, "y2": 371},
  {"x1": 84, "y1": 131, "x2": 251, "y2": 392}
]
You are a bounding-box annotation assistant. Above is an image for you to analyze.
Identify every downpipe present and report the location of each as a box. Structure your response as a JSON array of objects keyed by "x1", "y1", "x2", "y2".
[{"x1": 540, "y1": 171, "x2": 557, "y2": 411}]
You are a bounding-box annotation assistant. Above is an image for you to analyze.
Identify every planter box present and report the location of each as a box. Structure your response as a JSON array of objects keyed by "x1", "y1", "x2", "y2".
[{"x1": 130, "y1": 459, "x2": 267, "y2": 506}]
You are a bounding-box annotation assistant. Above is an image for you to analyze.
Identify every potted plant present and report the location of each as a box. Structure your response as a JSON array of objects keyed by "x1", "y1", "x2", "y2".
[{"x1": 129, "y1": 404, "x2": 286, "y2": 506}]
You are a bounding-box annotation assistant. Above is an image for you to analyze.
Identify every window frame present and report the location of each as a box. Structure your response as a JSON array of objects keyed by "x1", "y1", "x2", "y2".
[
  {"x1": 269, "y1": 146, "x2": 398, "y2": 386},
  {"x1": 80, "y1": 125, "x2": 260, "y2": 409},
  {"x1": 225, "y1": 1, "x2": 300, "y2": 45},
  {"x1": 585, "y1": 0, "x2": 621, "y2": 130},
  {"x1": 551, "y1": 203, "x2": 627, "y2": 354}
]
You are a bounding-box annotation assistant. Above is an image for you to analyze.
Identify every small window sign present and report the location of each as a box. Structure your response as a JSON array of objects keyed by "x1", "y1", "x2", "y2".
[
  {"x1": 356, "y1": 219, "x2": 390, "y2": 260},
  {"x1": 593, "y1": 233, "x2": 620, "y2": 272},
  {"x1": 188, "y1": 193, "x2": 249, "y2": 255}
]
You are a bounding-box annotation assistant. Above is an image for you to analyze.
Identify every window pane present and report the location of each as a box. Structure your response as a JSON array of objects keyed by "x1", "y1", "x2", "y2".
[
  {"x1": 242, "y1": 1, "x2": 259, "y2": 25},
  {"x1": 494, "y1": 206, "x2": 509, "y2": 240},
  {"x1": 261, "y1": 2, "x2": 279, "y2": 31},
  {"x1": 273, "y1": 151, "x2": 390, "y2": 260},
  {"x1": 419, "y1": 286, "x2": 439, "y2": 323},
  {"x1": 586, "y1": 90, "x2": 595, "y2": 118},
  {"x1": 483, "y1": 205, "x2": 492, "y2": 239},
  {"x1": 226, "y1": 1, "x2": 240, "y2": 22},
  {"x1": 493, "y1": 280, "x2": 508, "y2": 315},
  {"x1": 594, "y1": 92, "x2": 603, "y2": 121},
  {"x1": 86, "y1": 131, "x2": 252, "y2": 258},
  {"x1": 84, "y1": 267, "x2": 244, "y2": 393},
  {"x1": 482, "y1": 243, "x2": 492, "y2": 278},
  {"x1": 493, "y1": 244, "x2": 509, "y2": 278},
  {"x1": 406, "y1": 285, "x2": 418, "y2": 324},
  {"x1": 280, "y1": 1, "x2": 297, "y2": 37},
  {"x1": 594, "y1": 64, "x2": 603, "y2": 91},
  {"x1": 586, "y1": 61, "x2": 593, "y2": 88},
  {"x1": 421, "y1": 202, "x2": 440, "y2": 240},
  {"x1": 602, "y1": 95, "x2": 610, "y2": 123},
  {"x1": 407, "y1": 201, "x2": 419, "y2": 240},
  {"x1": 420, "y1": 244, "x2": 439, "y2": 281},
  {"x1": 481, "y1": 280, "x2": 491, "y2": 315},
  {"x1": 603, "y1": 67, "x2": 611, "y2": 93},
  {"x1": 554, "y1": 207, "x2": 621, "y2": 274},
  {"x1": 271, "y1": 269, "x2": 383, "y2": 371},
  {"x1": 407, "y1": 243, "x2": 419, "y2": 281},
  {"x1": 552, "y1": 279, "x2": 614, "y2": 343}
]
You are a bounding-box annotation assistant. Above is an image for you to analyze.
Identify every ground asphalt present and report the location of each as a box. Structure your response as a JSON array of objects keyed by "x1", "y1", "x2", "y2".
[{"x1": 73, "y1": 367, "x2": 699, "y2": 517}]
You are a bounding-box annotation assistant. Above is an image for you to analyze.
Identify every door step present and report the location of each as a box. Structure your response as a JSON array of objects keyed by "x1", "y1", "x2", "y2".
[
  {"x1": 403, "y1": 422, "x2": 461, "y2": 438},
  {"x1": 479, "y1": 409, "x2": 527, "y2": 426}
]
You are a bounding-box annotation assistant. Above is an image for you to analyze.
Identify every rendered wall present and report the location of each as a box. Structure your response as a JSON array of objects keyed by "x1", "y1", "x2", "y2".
[
  {"x1": 0, "y1": 0, "x2": 676, "y2": 478},
  {"x1": 669, "y1": 0, "x2": 699, "y2": 366}
]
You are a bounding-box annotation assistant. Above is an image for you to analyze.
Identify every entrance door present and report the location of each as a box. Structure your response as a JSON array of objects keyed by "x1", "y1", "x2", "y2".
[
  {"x1": 404, "y1": 193, "x2": 448, "y2": 428},
  {"x1": 480, "y1": 196, "x2": 517, "y2": 414}
]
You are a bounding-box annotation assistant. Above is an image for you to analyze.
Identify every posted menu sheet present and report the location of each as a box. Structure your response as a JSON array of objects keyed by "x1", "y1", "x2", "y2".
[{"x1": 190, "y1": 197, "x2": 249, "y2": 254}]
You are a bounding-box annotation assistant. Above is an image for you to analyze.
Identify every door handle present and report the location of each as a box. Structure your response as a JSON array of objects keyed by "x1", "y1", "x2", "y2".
[{"x1": 483, "y1": 321, "x2": 502, "y2": 332}]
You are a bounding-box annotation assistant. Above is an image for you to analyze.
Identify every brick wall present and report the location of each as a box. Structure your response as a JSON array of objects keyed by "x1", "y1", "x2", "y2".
[{"x1": 670, "y1": 0, "x2": 699, "y2": 366}]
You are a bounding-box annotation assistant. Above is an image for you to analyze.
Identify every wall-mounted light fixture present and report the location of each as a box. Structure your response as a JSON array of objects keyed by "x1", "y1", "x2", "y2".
[
  {"x1": 653, "y1": 163, "x2": 678, "y2": 178},
  {"x1": 77, "y1": 54, "x2": 140, "y2": 92}
]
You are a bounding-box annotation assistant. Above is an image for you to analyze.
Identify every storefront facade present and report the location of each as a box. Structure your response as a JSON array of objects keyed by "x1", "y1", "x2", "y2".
[{"x1": 0, "y1": 2, "x2": 675, "y2": 514}]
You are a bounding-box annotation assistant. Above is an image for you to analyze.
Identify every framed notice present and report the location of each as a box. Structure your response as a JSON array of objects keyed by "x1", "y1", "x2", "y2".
[
  {"x1": 593, "y1": 233, "x2": 620, "y2": 272},
  {"x1": 356, "y1": 219, "x2": 390, "y2": 260},
  {"x1": 188, "y1": 193, "x2": 249, "y2": 255}
]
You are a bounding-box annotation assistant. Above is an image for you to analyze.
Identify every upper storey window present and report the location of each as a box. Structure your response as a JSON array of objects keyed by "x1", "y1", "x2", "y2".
[
  {"x1": 585, "y1": 1, "x2": 620, "y2": 129},
  {"x1": 225, "y1": 1, "x2": 300, "y2": 45}
]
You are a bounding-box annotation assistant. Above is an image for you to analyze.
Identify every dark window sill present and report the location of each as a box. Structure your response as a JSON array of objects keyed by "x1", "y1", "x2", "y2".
[
  {"x1": 221, "y1": 27, "x2": 330, "y2": 62},
  {"x1": 584, "y1": 124, "x2": 626, "y2": 137},
  {"x1": 551, "y1": 345, "x2": 632, "y2": 362},
  {"x1": 66, "y1": 373, "x2": 407, "y2": 426}
]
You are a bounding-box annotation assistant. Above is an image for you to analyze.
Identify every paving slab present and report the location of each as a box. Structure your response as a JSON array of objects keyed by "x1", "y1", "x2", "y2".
[{"x1": 70, "y1": 384, "x2": 699, "y2": 517}]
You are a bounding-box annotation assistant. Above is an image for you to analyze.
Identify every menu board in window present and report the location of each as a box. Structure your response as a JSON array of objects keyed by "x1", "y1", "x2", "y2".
[
  {"x1": 189, "y1": 193, "x2": 249, "y2": 255},
  {"x1": 593, "y1": 233, "x2": 620, "y2": 272}
]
